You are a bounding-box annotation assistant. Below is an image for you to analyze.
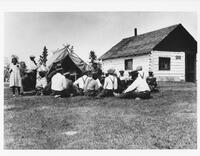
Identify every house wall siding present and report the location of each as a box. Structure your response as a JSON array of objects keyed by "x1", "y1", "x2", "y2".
[
  {"x1": 102, "y1": 58, "x2": 124, "y2": 73},
  {"x1": 151, "y1": 50, "x2": 185, "y2": 81},
  {"x1": 102, "y1": 50, "x2": 185, "y2": 82},
  {"x1": 102, "y1": 55, "x2": 150, "y2": 77}
]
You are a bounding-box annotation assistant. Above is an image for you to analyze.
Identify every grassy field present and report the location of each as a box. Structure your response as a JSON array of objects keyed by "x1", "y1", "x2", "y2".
[{"x1": 4, "y1": 82, "x2": 197, "y2": 149}]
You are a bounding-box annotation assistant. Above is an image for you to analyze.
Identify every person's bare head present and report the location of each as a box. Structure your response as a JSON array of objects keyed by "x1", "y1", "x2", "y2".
[
  {"x1": 119, "y1": 70, "x2": 124, "y2": 76},
  {"x1": 12, "y1": 58, "x2": 18, "y2": 65},
  {"x1": 20, "y1": 61, "x2": 26, "y2": 69},
  {"x1": 92, "y1": 62, "x2": 98, "y2": 69},
  {"x1": 149, "y1": 71, "x2": 153, "y2": 77},
  {"x1": 92, "y1": 72, "x2": 98, "y2": 80}
]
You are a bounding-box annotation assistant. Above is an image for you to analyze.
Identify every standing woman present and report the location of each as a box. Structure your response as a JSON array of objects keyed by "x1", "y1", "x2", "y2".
[
  {"x1": 26, "y1": 55, "x2": 38, "y2": 90},
  {"x1": 19, "y1": 61, "x2": 27, "y2": 95},
  {"x1": 9, "y1": 56, "x2": 22, "y2": 97}
]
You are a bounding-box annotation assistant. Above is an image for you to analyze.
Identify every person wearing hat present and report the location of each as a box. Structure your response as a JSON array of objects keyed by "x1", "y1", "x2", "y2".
[
  {"x1": 27, "y1": 55, "x2": 38, "y2": 71},
  {"x1": 115, "y1": 70, "x2": 150, "y2": 99},
  {"x1": 97, "y1": 68, "x2": 118, "y2": 97},
  {"x1": 118, "y1": 70, "x2": 127, "y2": 93},
  {"x1": 23, "y1": 55, "x2": 38, "y2": 91},
  {"x1": 51, "y1": 67, "x2": 67, "y2": 98},
  {"x1": 146, "y1": 70, "x2": 159, "y2": 92},
  {"x1": 119, "y1": 70, "x2": 125, "y2": 80},
  {"x1": 37, "y1": 61, "x2": 48, "y2": 82},
  {"x1": 136, "y1": 66, "x2": 145, "y2": 79}
]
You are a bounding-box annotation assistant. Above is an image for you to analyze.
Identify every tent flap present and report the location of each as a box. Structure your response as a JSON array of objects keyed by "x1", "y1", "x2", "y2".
[{"x1": 47, "y1": 46, "x2": 89, "y2": 76}]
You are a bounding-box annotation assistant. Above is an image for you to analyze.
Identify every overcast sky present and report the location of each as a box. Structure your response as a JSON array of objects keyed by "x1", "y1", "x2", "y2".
[{"x1": 4, "y1": 12, "x2": 197, "y2": 64}]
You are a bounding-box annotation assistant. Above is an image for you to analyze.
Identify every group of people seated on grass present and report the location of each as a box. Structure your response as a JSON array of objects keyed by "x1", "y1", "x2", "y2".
[{"x1": 8, "y1": 55, "x2": 158, "y2": 100}]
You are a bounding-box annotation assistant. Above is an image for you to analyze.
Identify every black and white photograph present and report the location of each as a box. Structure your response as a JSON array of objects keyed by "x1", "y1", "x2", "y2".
[{"x1": 2, "y1": 4, "x2": 198, "y2": 151}]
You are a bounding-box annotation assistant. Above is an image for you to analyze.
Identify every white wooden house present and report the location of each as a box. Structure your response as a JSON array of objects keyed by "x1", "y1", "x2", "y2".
[{"x1": 99, "y1": 24, "x2": 197, "y2": 82}]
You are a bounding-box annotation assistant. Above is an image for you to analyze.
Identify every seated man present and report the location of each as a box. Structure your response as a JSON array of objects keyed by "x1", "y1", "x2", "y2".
[
  {"x1": 84, "y1": 72, "x2": 100, "y2": 97},
  {"x1": 88, "y1": 72, "x2": 102, "y2": 91},
  {"x1": 63, "y1": 72, "x2": 76, "y2": 97},
  {"x1": 117, "y1": 70, "x2": 127, "y2": 93},
  {"x1": 37, "y1": 62, "x2": 48, "y2": 80},
  {"x1": 51, "y1": 68, "x2": 67, "y2": 98},
  {"x1": 43, "y1": 81, "x2": 52, "y2": 95},
  {"x1": 35, "y1": 71, "x2": 47, "y2": 95},
  {"x1": 73, "y1": 70, "x2": 90, "y2": 95},
  {"x1": 119, "y1": 70, "x2": 125, "y2": 80},
  {"x1": 99, "y1": 72, "x2": 107, "y2": 85},
  {"x1": 146, "y1": 70, "x2": 159, "y2": 92},
  {"x1": 115, "y1": 70, "x2": 150, "y2": 99},
  {"x1": 97, "y1": 68, "x2": 118, "y2": 98},
  {"x1": 91, "y1": 61, "x2": 102, "y2": 80},
  {"x1": 47, "y1": 63, "x2": 62, "y2": 83}
]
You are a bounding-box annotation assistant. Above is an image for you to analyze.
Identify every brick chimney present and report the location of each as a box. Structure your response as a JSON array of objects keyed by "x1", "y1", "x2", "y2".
[{"x1": 134, "y1": 28, "x2": 137, "y2": 36}]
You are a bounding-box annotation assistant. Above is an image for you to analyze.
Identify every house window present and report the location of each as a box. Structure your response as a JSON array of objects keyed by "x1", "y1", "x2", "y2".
[
  {"x1": 176, "y1": 55, "x2": 181, "y2": 60},
  {"x1": 125, "y1": 59, "x2": 133, "y2": 70},
  {"x1": 159, "y1": 57, "x2": 170, "y2": 70}
]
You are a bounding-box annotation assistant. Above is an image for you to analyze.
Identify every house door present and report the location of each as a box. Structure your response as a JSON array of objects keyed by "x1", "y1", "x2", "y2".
[{"x1": 185, "y1": 53, "x2": 196, "y2": 82}]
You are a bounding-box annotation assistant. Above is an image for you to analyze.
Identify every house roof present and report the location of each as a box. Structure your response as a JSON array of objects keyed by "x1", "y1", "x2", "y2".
[{"x1": 99, "y1": 24, "x2": 181, "y2": 60}]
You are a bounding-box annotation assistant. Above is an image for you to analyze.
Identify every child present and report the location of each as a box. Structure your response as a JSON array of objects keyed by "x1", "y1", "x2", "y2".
[
  {"x1": 35, "y1": 71, "x2": 47, "y2": 95},
  {"x1": 9, "y1": 56, "x2": 22, "y2": 97},
  {"x1": 19, "y1": 61, "x2": 27, "y2": 95}
]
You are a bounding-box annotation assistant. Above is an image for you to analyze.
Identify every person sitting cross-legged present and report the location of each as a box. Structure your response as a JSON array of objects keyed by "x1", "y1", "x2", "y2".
[
  {"x1": 63, "y1": 72, "x2": 77, "y2": 97},
  {"x1": 73, "y1": 70, "x2": 90, "y2": 95},
  {"x1": 42, "y1": 64, "x2": 63, "y2": 96},
  {"x1": 97, "y1": 68, "x2": 118, "y2": 98},
  {"x1": 146, "y1": 70, "x2": 159, "y2": 92},
  {"x1": 84, "y1": 72, "x2": 101, "y2": 97},
  {"x1": 114, "y1": 70, "x2": 151, "y2": 100},
  {"x1": 35, "y1": 71, "x2": 47, "y2": 95},
  {"x1": 117, "y1": 70, "x2": 127, "y2": 93},
  {"x1": 51, "y1": 68, "x2": 67, "y2": 98}
]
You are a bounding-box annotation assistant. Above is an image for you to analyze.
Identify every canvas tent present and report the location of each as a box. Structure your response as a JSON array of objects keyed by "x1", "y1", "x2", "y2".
[{"x1": 47, "y1": 46, "x2": 90, "y2": 81}]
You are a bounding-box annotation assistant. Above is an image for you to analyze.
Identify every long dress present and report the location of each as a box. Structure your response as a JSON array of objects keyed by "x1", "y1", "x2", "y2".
[{"x1": 9, "y1": 63, "x2": 22, "y2": 87}]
